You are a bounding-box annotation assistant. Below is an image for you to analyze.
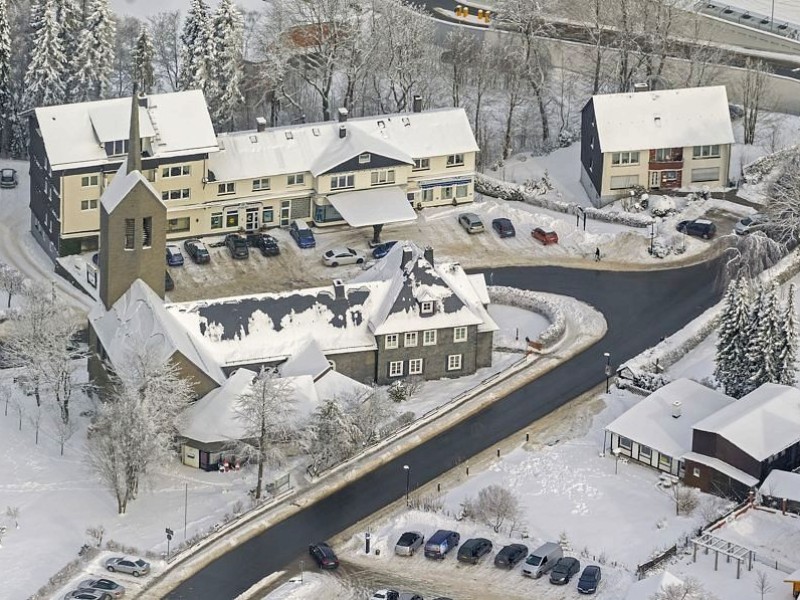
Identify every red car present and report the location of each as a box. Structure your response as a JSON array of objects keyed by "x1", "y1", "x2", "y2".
[{"x1": 532, "y1": 227, "x2": 558, "y2": 245}]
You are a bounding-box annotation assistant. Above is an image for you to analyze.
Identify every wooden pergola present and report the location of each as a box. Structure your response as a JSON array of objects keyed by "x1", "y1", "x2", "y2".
[{"x1": 691, "y1": 533, "x2": 753, "y2": 579}]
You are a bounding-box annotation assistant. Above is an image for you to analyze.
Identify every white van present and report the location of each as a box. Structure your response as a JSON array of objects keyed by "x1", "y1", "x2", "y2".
[{"x1": 522, "y1": 542, "x2": 563, "y2": 578}]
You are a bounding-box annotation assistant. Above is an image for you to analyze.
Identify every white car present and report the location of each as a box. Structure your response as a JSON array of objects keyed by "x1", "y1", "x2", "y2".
[
  {"x1": 734, "y1": 213, "x2": 766, "y2": 235},
  {"x1": 322, "y1": 247, "x2": 366, "y2": 267}
]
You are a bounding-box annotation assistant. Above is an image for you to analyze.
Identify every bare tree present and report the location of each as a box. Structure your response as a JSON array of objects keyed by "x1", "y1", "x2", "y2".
[
  {"x1": 763, "y1": 156, "x2": 800, "y2": 244},
  {"x1": 343, "y1": 384, "x2": 395, "y2": 447},
  {"x1": 741, "y1": 58, "x2": 769, "y2": 145},
  {"x1": 640, "y1": 0, "x2": 679, "y2": 90},
  {"x1": 5, "y1": 506, "x2": 19, "y2": 529},
  {"x1": 753, "y1": 569, "x2": 773, "y2": 600},
  {"x1": 463, "y1": 485, "x2": 522, "y2": 533},
  {"x1": 672, "y1": 483, "x2": 699, "y2": 516},
  {"x1": 48, "y1": 402, "x2": 78, "y2": 455},
  {"x1": 28, "y1": 400, "x2": 42, "y2": 445},
  {"x1": 440, "y1": 30, "x2": 480, "y2": 108},
  {"x1": 651, "y1": 577, "x2": 717, "y2": 600},
  {"x1": 86, "y1": 525, "x2": 105, "y2": 547},
  {"x1": 0, "y1": 263, "x2": 24, "y2": 308},
  {"x1": 494, "y1": 46, "x2": 528, "y2": 160},
  {"x1": 109, "y1": 15, "x2": 141, "y2": 97},
  {"x1": 148, "y1": 11, "x2": 181, "y2": 91}
]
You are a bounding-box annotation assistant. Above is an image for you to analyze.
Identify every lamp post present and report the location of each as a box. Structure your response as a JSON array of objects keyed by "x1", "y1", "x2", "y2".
[
  {"x1": 603, "y1": 352, "x2": 612, "y2": 393},
  {"x1": 649, "y1": 221, "x2": 656, "y2": 256},
  {"x1": 403, "y1": 464, "x2": 411, "y2": 506},
  {"x1": 613, "y1": 448, "x2": 621, "y2": 474}
]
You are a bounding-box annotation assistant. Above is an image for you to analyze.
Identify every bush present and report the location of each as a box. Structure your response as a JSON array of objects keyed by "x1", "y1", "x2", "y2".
[
  {"x1": 649, "y1": 197, "x2": 677, "y2": 217},
  {"x1": 463, "y1": 485, "x2": 523, "y2": 533}
]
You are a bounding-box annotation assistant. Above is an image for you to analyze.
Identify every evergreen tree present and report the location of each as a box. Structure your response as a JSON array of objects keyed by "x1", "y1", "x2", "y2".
[
  {"x1": 309, "y1": 398, "x2": 356, "y2": 472},
  {"x1": 24, "y1": 0, "x2": 67, "y2": 109},
  {"x1": 747, "y1": 282, "x2": 781, "y2": 392},
  {"x1": 54, "y1": 0, "x2": 81, "y2": 101},
  {"x1": 131, "y1": 25, "x2": 155, "y2": 94},
  {"x1": 777, "y1": 284, "x2": 798, "y2": 386},
  {"x1": 8, "y1": 91, "x2": 27, "y2": 158},
  {"x1": 715, "y1": 276, "x2": 752, "y2": 397},
  {"x1": 207, "y1": 0, "x2": 243, "y2": 131},
  {"x1": 178, "y1": 0, "x2": 213, "y2": 93},
  {"x1": 71, "y1": 0, "x2": 116, "y2": 101},
  {"x1": 0, "y1": 0, "x2": 11, "y2": 152}
]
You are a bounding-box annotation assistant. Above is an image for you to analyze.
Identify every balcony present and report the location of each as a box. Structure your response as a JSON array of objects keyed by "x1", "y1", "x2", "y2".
[{"x1": 649, "y1": 148, "x2": 683, "y2": 171}]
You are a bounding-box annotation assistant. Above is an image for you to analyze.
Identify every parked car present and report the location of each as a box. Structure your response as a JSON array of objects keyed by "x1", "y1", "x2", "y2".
[
  {"x1": 0, "y1": 167, "x2": 18, "y2": 188},
  {"x1": 372, "y1": 240, "x2": 398, "y2": 259},
  {"x1": 247, "y1": 233, "x2": 280, "y2": 257},
  {"x1": 165, "y1": 270, "x2": 174, "y2": 292},
  {"x1": 457, "y1": 537, "x2": 493, "y2": 564},
  {"x1": 532, "y1": 227, "x2": 559, "y2": 245},
  {"x1": 522, "y1": 542, "x2": 563, "y2": 578},
  {"x1": 322, "y1": 247, "x2": 366, "y2": 267},
  {"x1": 370, "y1": 593, "x2": 422, "y2": 600},
  {"x1": 183, "y1": 239, "x2": 210, "y2": 264},
  {"x1": 549, "y1": 557, "x2": 581, "y2": 585},
  {"x1": 104, "y1": 556, "x2": 150, "y2": 577},
  {"x1": 77, "y1": 579, "x2": 125, "y2": 598},
  {"x1": 63, "y1": 591, "x2": 111, "y2": 600},
  {"x1": 734, "y1": 213, "x2": 766, "y2": 235},
  {"x1": 677, "y1": 218, "x2": 716, "y2": 239},
  {"x1": 458, "y1": 212, "x2": 485, "y2": 233},
  {"x1": 394, "y1": 531, "x2": 424, "y2": 556},
  {"x1": 289, "y1": 219, "x2": 316, "y2": 248},
  {"x1": 309, "y1": 541, "x2": 339, "y2": 569},
  {"x1": 494, "y1": 543, "x2": 528, "y2": 569},
  {"x1": 491, "y1": 217, "x2": 516, "y2": 238},
  {"x1": 225, "y1": 233, "x2": 249, "y2": 259},
  {"x1": 424, "y1": 529, "x2": 460, "y2": 559},
  {"x1": 577, "y1": 565, "x2": 602, "y2": 594},
  {"x1": 165, "y1": 244, "x2": 185, "y2": 266}
]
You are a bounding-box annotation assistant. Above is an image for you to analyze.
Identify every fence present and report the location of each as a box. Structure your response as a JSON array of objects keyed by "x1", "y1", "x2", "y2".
[{"x1": 636, "y1": 545, "x2": 677, "y2": 580}]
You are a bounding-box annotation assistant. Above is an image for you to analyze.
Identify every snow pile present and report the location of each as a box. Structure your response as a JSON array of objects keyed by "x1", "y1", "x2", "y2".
[
  {"x1": 742, "y1": 144, "x2": 800, "y2": 185},
  {"x1": 488, "y1": 286, "x2": 565, "y2": 347}
]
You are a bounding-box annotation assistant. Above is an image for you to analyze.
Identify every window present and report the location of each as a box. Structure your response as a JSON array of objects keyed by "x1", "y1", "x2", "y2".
[
  {"x1": 693, "y1": 467, "x2": 700, "y2": 478},
  {"x1": 639, "y1": 445, "x2": 652, "y2": 460},
  {"x1": 124, "y1": 218, "x2": 135, "y2": 249},
  {"x1": 609, "y1": 175, "x2": 639, "y2": 190},
  {"x1": 218, "y1": 182, "x2": 236, "y2": 195},
  {"x1": 252, "y1": 178, "x2": 271, "y2": 191},
  {"x1": 359, "y1": 153, "x2": 371, "y2": 164},
  {"x1": 691, "y1": 167, "x2": 721, "y2": 183},
  {"x1": 226, "y1": 212, "x2": 239, "y2": 228},
  {"x1": 453, "y1": 326, "x2": 468, "y2": 342},
  {"x1": 161, "y1": 165, "x2": 191, "y2": 178},
  {"x1": 385, "y1": 334, "x2": 399, "y2": 349},
  {"x1": 287, "y1": 173, "x2": 305, "y2": 186},
  {"x1": 455, "y1": 184, "x2": 468, "y2": 198},
  {"x1": 423, "y1": 330, "x2": 437, "y2": 346},
  {"x1": 413, "y1": 158, "x2": 430, "y2": 171},
  {"x1": 420, "y1": 301, "x2": 434, "y2": 314},
  {"x1": 446, "y1": 153, "x2": 464, "y2": 167},
  {"x1": 447, "y1": 354, "x2": 462, "y2": 371},
  {"x1": 388, "y1": 360, "x2": 403, "y2": 377},
  {"x1": 80, "y1": 199, "x2": 98, "y2": 210},
  {"x1": 663, "y1": 170, "x2": 679, "y2": 182},
  {"x1": 654, "y1": 148, "x2": 678, "y2": 162},
  {"x1": 404, "y1": 331, "x2": 418, "y2": 347},
  {"x1": 142, "y1": 217, "x2": 152, "y2": 248},
  {"x1": 107, "y1": 139, "x2": 129, "y2": 156},
  {"x1": 161, "y1": 188, "x2": 190, "y2": 201},
  {"x1": 659, "y1": 454, "x2": 672, "y2": 469},
  {"x1": 422, "y1": 189, "x2": 433, "y2": 202},
  {"x1": 618, "y1": 436, "x2": 632, "y2": 451},
  {"x1": 167, "y1": 217, "x2": 190, "y2": 233},
  {"x1": 211, "y1": 212, "x2": 223, "y2": 229},
  {"x1": 370, "y1": 169, "x2": 395, "y2": 186},
  {"x1": 611, "y1": 151, "x2": 640, "y2": 166},
  {"x1": 693, "y1": 145, "x2": 720, "y2": 159},
  {"x1": 262, "y1": 207, "x2": 274, "y2": 223},
  {"x1": 409, "y1": 358, "x2": 423, "y2": 375},
  {"x1": 441, "y1": 186, "x2": 453, "y2": 200},
  {"x1": 330, "y1": 173, "x2": 355, "y2": 190},
  {"x1": 81, "y1": 175, "x2": 98, "y2": 187}
]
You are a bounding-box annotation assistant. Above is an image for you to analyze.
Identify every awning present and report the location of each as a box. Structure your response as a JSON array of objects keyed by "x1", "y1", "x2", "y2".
[{"x1": 327, "y1": 186, "x2": 417, "y2": 227}]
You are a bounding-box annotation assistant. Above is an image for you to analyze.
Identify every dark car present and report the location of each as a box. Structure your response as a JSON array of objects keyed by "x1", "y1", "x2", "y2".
[
  {"x1": 165, "y1": 244, "x2": 185, "y2": 266},
  {"x1": 225, "y1": 233, "x2": 249, "y2": 259},
  {"x1": 424, "y1": 529, "x2": 460, "y2": 559},
  {"x1": 549, "y1": 557, "x2": 581, "y2": 585},
  {"x1": 309, "y1": 541, "x2": 339, "y2": 569},
  {"x1": 184, "y1": 239, "x2": 210, "y2": 264},
  {"x1": 677, "y1": 218, "x2": 716, "y2": 239},
  {"x1": 457, "y1": 537, "x2": 493, "y2": 564},
  {"x1": 247, "y1": 233, "x2": 280, "y2": 257},
  {"x1": 289, "y1": 219, "x2": 316, "y2": 248},
  {"x1": 577, "y1": 565, "x2": 602, "y2": 594},
  {"x1": 494, "y1": 543, "x2": 528, "y2": 569},
  {"x1": 372, "y1": 240, "x2": 398, "y2": 259},
  {"x1": 492, "y1": 217, "x2": 516, "y2": 238},
  {"x1": 165, "y1": 270, "x2": 174, "y2": 292},
  {"x1": 0, "y1": 168, "x2": 18, "y2": 188},
  {"x1": 532, "y1": 227, "x2": 559, "y2": 245}
]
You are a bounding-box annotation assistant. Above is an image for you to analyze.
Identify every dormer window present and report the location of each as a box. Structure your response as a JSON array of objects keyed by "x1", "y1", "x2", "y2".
[
  {"x1": 359, "y1": 153, "x2": 371, "y2": 164},
  {"x1": 420, "y1": 301, "x2": 434, "y2": 314},
  {"x1": 105, "y1": 139, "x2": 130, "y2": 156}
]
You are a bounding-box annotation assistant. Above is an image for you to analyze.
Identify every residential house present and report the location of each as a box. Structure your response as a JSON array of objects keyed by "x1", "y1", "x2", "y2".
[
  {"x1": 580, "y1": 85, "x2": 735, "y2": 206},
  {"x1": 759, "y1": 470, "x2": 800, "y2": 514}
]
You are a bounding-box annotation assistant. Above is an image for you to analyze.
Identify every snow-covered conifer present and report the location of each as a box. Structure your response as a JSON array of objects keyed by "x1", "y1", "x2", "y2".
[
  {"x1": 343, "y1": 385, "x2": 396, "y2": 446},
  {"x1": 131, "y1": 24, "x2": 155, "y2": 94},
  {"x1": 24, "y1": 0, "x2": 67, "y2": 108},
  {"x1": 309, "y1": 398, "x2": 356, "y2": 472},
  {"x1": 714, "y1": 276, "x2": 751, "y2": 397},
  {"x1": 748, "y1": 282, "x2": 781, "y2": 391},
  {"x1": 777, "y1": 284, "x2": 798, "y2": 386},
  {"x1": 54, "y1": 0, "x2": 81, "y2": 100},
  {"x1": 207, "y1": 0, "x2": 243, "y2": 131},
  {"x1": 178, "y1": 0, "x2": 213, "y2": 93},
  {"x1": 0, "y1": 0, "x2": 11, "y2": 125},
  {"x1": 71, "y1": 0, "x2": 116, "y2": 101}
]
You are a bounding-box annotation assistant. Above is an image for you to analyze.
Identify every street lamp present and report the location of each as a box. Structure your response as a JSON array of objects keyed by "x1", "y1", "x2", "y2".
[
  {"x1": 649, "y1": 221, "x2": 656, "y2": 256},
  {"x1": 403, "y1": 464, "x2": 411, "y2": 507},
  {"x1": 603, "y1": 352, "x2": 612, "y2": 393}
]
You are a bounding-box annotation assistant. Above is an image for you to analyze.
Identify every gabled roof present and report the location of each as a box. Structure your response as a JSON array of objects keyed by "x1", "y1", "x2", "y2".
[
  {"x1": 88, "y1": 279, "x2": 226, "y2": 386},
  {"x1": 590, "y1": 86, "x2": 734, "y2": 153},
  {"x1": 279, "y1": 339, "x2": 331, "y2": 379},
  {"x1": 694, "y1": 383, "x2": 800, "y2": 462},
  {"x1": 761, "y1": 469, "x2": 800, "y2": 502},
  {"x1": 209, "y1": 108, "x2": 478, "y2": 182},
  {"x1": 100, "y1": 162, "x2": 163, "y2": 214},
  {"x1": 35, "y1": 90, "x2": 218, "y2": 171},
  {"x1": 605, "y1": 378, "x2": 733, "y2": 458}
]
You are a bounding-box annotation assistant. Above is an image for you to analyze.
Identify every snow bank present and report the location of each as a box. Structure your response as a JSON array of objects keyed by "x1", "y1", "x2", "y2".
[
  {"x1": 742, "y1": 144, "x2": 800, "y2": 185},
  {"x1": 476, "y1": 173, "x2": 654, "y2": 229},
  {"x1": 488, "y1": 286, "x2": 565, "y2": 347}
]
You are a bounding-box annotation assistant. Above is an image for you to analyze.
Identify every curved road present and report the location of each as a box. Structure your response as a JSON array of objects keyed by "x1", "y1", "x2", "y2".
[{"x1": 166, "y1": 259, "x2": 723, "y2": 599}]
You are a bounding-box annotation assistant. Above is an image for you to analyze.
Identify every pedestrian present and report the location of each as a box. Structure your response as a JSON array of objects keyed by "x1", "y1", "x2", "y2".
[{"x1": 595, "y1": 247, "x2": 601, "y2": 262}]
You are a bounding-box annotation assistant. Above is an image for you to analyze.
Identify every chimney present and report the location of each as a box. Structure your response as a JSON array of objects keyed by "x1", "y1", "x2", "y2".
[
  {"x1": 138, "y1": 95, "x2": 148, "y2": 108},
  {"x1": 672, "y1": 400, "x2": 682, "y2": 419},
  {"x1": 400, "y1": 246, "x2": 413, "y2": 269},
  {"x1": 339, "y1": 124, "x2": 347, "y2": 139},
  {"x1": 423, "y1": 246, "x2": 434, "y2": 266},
  {"x1": 412, "y1": 95, "x2": 422, "y2": 113},
  {"x1": 633, "y1": 82, "x2": 649, "y2": 93},
  {"x1": 255, "y1": 117, "x2": 267, "y2": 132},
  {"x1": 337, "y1": 107, "x2": 348, "y2": 122},
  {"x1": 127, "y1": 84, "x2": 142, "y2": 173},
  {"x1": 333, "y1": 278, "x2": 345, "y2": 300}
]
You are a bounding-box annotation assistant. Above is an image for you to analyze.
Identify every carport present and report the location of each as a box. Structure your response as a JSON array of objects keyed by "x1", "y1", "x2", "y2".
[{"x1": 327, "y1": 186, "x2": 417, "y2": 243}]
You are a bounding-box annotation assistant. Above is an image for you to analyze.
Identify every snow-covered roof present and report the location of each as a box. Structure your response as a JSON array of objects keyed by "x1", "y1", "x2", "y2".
[
  {"x1": 694, "y1": 383, "x2": 800, "y2": 462},
  {"x1": 327, "y1": 186, "x2": 417, "y2": 227},
  {"x1": 682, "y1": 452, "x2": 759, "y2": 487},
  {"x1": 100, "y1": 163, "x2": 163, "y2": 213},
  {"x1": 88, "y1": 279, "x2": 226, "y2": 386},
  {"x1": 279, "y1": 339, "x2": 331, "y2": 379},
  {"x1": 605, "y1": 378, "x2": 733, "y2": 459},
  {"x1": 35, "y1": 91, "x2": 218, "y2": 171},
  {"x1": 761, "y1": 469, "x2": 800, "y2": 502},
  {"x1": 208, "y1": 108, "x2": 478, "y2": 181},
  {"x1": 314, "y1": 369, "x2": 371, "y2": 402},
  {"x1": 591, "y1": 86, "x2": 735, "y2": 153},
  {"x1": 624, "y1": 571, "x2": 684, "y2": 600}
]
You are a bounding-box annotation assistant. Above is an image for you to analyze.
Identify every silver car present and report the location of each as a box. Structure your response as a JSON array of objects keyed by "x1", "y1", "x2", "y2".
[
  {"x1": 104, "y1": 556, "x2": 150, "y2": 577},
  {"x1": 734, "y1": 213, "x2": 766, "y2": 235},
  {"x1": 394, "y1": 531, "x2": 424, "y2": 556},
  {"x1": 63, "y1": 590, "x2": 111, "y2": 600},
  {"x1": 77, "y1": 578, "x2": 125, "y2": 598},
  {"x1": 458, "y1": 212, "x2": 485, "y2": 233}
]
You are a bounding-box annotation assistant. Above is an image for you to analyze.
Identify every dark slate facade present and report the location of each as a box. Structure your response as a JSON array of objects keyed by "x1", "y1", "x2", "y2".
[
  {"x1": 580, "y1": 99, "x2": 603, "y2": 205},
  {"x1": 324, "y1": 152, "x2": 410, "y2": 175}
]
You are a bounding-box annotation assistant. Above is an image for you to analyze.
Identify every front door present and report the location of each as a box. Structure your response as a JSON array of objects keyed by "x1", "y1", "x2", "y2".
[
  {"x1": 649, "y1": 171, "x2": 660, "y2": 189},
  {"x1": 199, "y1": 450, "x2": 209, "y2": 471},
  {"x1": 245, "y1": 207, "x2": 259, "y2": 231},
  {"x1": 280, "y1": 200, "x2": 291, "y2": 226}
]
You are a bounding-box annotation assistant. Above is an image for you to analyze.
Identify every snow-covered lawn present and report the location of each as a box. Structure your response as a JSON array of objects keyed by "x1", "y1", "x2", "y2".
[{"x1": 712, "y1": 508, "x2": 800, "y2": 571}]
